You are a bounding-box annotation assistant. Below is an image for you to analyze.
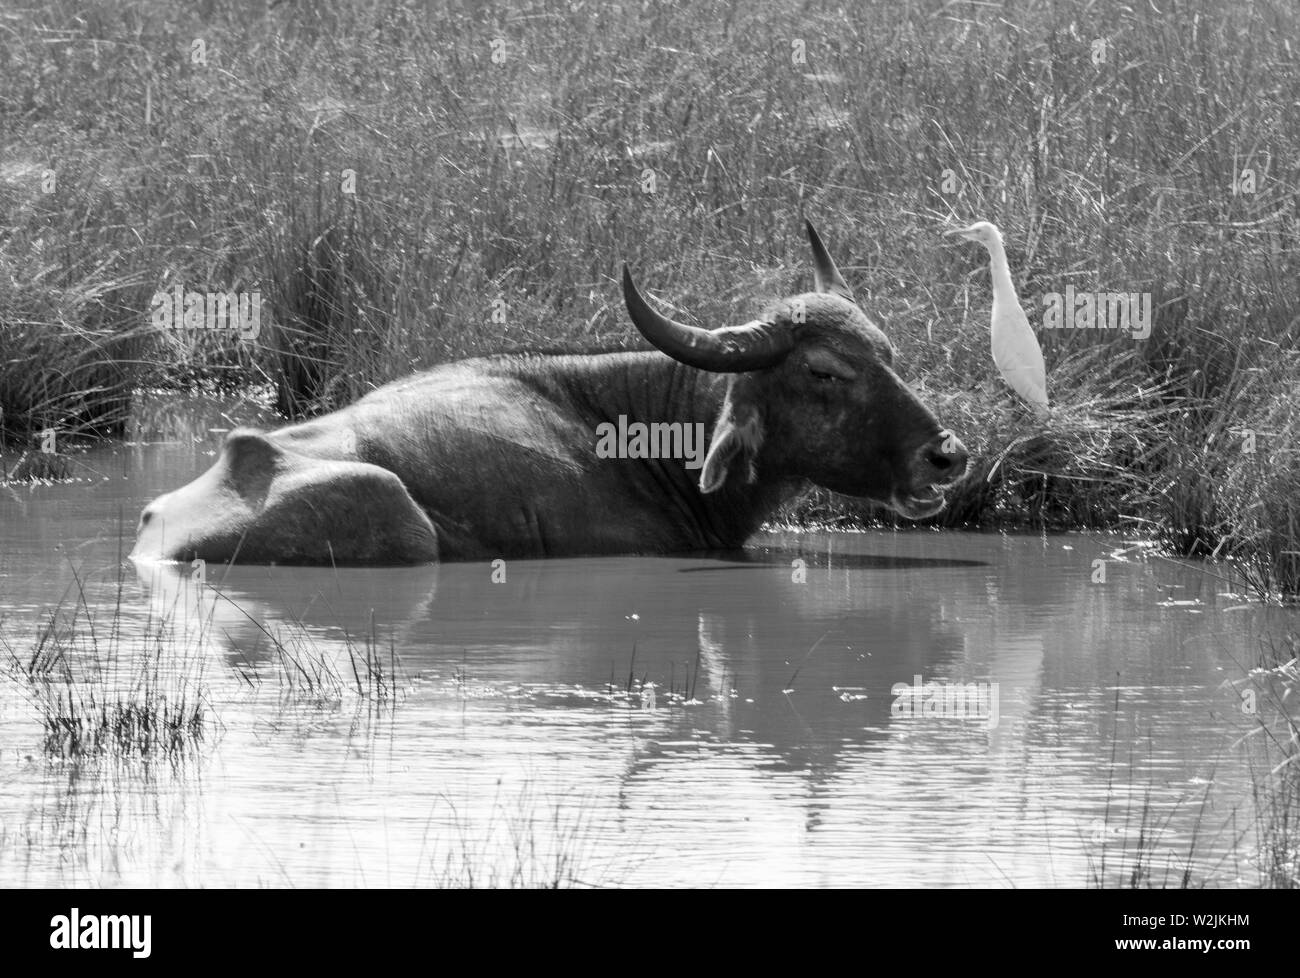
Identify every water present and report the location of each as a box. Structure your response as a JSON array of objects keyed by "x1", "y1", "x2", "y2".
[{"x1": 0, "y1": 394, "x2": 1294, "y2": 887}]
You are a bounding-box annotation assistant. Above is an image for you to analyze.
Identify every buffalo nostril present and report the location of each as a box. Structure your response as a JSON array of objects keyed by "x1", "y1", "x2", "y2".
[{"x1": 925, "y1": 434, "x2": 968, "y2": 478}]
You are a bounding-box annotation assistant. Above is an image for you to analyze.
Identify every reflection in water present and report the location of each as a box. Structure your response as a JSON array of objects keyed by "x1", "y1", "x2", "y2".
[{"x1": 0, "y1": 396, "x2": 1294, "y2": 887}]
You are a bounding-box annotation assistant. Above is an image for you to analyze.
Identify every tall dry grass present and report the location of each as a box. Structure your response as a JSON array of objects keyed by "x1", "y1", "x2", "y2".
[{"x1": 1, "y1": 0, "x2": 1299, "y2": 585}]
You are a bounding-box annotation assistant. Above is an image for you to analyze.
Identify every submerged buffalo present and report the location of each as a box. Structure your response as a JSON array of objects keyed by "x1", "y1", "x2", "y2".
[{"x1": 131, "y1": 223, "x2": 968, "y2": 565}]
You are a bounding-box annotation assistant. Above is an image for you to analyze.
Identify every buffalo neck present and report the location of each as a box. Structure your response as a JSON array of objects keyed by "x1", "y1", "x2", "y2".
[{"x1": 536, "y1": 351, "x2": 800, "y2": 550}]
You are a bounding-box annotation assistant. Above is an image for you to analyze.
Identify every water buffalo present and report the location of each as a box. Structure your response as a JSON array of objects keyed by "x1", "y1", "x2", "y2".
[{"x1": 131, "y1": 223, "x2": 968, "y2": 564}]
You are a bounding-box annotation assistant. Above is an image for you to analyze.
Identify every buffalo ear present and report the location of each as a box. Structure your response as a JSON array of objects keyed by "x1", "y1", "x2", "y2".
[{"x1": 700, "y1": 392, "x2": 763, "y2": 494}]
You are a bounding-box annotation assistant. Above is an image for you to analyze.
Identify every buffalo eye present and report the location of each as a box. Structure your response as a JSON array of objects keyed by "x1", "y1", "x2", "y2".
[{"x1": 802, "y1": 350, "x2": 856, "y2": 383}]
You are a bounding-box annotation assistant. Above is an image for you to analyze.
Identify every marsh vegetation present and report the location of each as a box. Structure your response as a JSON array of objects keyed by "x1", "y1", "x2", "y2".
[{"x1": 2, "y1": 0, "x2": 1299, "y2": 589}]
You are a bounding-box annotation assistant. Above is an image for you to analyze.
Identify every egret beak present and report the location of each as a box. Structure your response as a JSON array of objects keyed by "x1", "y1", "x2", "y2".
[{"x1": 944, "y1": 225, "x2": 979, "y2": 239}]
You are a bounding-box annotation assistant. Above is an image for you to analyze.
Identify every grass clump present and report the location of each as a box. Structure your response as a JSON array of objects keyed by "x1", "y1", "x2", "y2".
[
  {"x1": 419, "y1": 783, "x2": 602, "y2": 889},
  {"x1": 1086, "y1": 634, "x2": 1300, "y2": 888},
  {"x1": 2, "y1": 586, "x2": 211, "y2": 762},
  {"x1": 224, "y1": 604, "x2": 407, "y2": 707}
]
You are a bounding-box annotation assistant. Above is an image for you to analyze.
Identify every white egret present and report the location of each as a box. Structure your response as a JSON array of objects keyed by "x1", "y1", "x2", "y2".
[{"x1": 946, "y1": 221, "x2": 1049, "y2": 420}]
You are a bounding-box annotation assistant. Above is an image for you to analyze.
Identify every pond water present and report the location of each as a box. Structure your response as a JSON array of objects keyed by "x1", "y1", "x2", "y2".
[{"x1": 0, "y1": 394, "x2": 1294, "y2": 887}]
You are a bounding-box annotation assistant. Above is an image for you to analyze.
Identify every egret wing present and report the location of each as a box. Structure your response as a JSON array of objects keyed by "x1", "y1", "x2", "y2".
[{"x1": 991, "y1": 301, "x2": 1049, "y2": 411}]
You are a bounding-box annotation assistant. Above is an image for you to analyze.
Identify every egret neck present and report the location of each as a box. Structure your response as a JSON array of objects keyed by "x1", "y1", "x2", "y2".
[{"x1": 984, "y1": 234, "x2": 1020, "y2": 315}]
